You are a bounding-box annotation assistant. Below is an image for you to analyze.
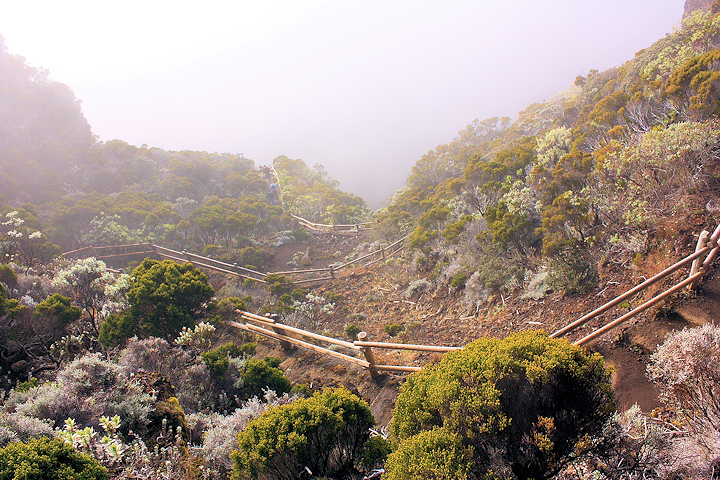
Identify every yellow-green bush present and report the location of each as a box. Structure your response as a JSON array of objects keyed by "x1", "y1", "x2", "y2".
[
  {"x1": 232, "y1": 388, "x2": 374, "y2": 479},
  {"x1": 389, "y1": 331, "x2": 615, "y2": 479},
  {"x1": 0, "y1": 437, "x2": 108, "y2": 480},
  {"x1": 384, "y1": 427, "x2": 474, "y2": 480}
]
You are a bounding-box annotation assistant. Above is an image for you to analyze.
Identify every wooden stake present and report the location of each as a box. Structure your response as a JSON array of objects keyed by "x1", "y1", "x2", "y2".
[
  {"x1": 689, "y1": 230, "x2": 710, "y2": 290},
  {"x1": 357, "y1": 332, "x2": 378, "y2": 378}
]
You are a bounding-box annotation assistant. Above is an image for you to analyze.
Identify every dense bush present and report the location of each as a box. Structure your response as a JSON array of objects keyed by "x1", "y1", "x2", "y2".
[
  {"x1": 119, "y1": 337, "x2": 236, "y2": 413},
  {"x1": 645, "y1": 324, "x2": 720, "y2": 477},
  {"x1": 240, "y1": 358, "x2": 291, "y2": 400},
  {"x1": 389, "y1": 330, "x2": 615, "y2": 479},
  {"x1": 384, "y1": 323, "x2": 404, "y2": 337},
  {"x1": 198, "y1": 392, "x2": 299, "y2": 475},
  {"x1": 232, "y1": 389, "x2": 374, "y2": 479},
  {"x1": 232, "y1": 388, "x2": 375, "y2": 479},
  {"x1": 345, "y1": 323, "x2": 361, "y2": 340},
  {"x1": 264, "y1": 274, "x2": 295, "y2": 297},
  {"x1": 0, "y1": 437, "x2": 108, "y2": 480},
  {"x1": 384, "y1": 427, "x2": 473, "y2": 480},
  {"x1": 6, "y1": 353, "x2": 153, "y2": 435},
  {"x1": 0, "y1": 413, "x2": 54, "y2": 447},
  {"x1": 648, "y1": 324, "x2": 720, "y2": 434},
  {"x1": 99, "y1": 259, "x2": 214, "y2": 346},
  {"x1": 201, "y1": 342, "x2": 256, "y2": 381}
]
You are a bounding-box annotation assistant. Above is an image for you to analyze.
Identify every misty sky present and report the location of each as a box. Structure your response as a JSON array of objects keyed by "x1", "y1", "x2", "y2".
[{"x1": 2, "y1": 1, "x2": 685, "y2": 208}]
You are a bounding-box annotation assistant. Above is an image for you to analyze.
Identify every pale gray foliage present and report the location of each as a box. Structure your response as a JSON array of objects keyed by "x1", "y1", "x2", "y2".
[{"x1": 0, "y1": 412, "x2": 54, "y2": 447}]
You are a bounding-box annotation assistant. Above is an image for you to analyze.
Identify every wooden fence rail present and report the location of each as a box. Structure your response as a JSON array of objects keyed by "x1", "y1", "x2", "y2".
[
  {"x1": 232, "y1": 312, "x2": 459, "y2": 376},
  {"x1": 552, "y1": 223, "x2": 720, "y2": 347},
  {"x1": 62, "y1": 223, "x2": 720, "y2": 378},
  {"x1": 227, "y1": 225, "x2": 720, "y2": 378},
  {"x1": 61, "y1": 214, "x2": 407, "y2": 285},
  {"x1": 289, "y1": 214, "x2": 376, "y2": 233}
]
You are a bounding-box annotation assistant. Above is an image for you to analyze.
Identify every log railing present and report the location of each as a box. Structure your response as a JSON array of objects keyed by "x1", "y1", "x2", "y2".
[
  {"x1": 65, "y1": 220, "x2": 720, "y2": 374},
  {"x1": 290, "y1": 214, "x2": 376, "y2": 234},
  {"x1": 552, "y1": 224, "x2": 720, "y2": 347},
  {"x1": 61, "y1": 214, "x2": 407, "y2": 285},
  {"x1": 230, "y1": 225, "x2": 720, "y2": 377},
  {"x1": 232, "y1": 311, "x2": 461, "y2": 377}
]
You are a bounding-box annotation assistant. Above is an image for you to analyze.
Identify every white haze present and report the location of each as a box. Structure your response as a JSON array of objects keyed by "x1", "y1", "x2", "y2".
[{"x1": 1, "y1": 0, "x2": 684, "y2": 208}]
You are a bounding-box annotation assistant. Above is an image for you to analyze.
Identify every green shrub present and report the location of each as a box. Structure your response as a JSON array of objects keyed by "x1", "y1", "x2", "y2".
[
  {"x1": 428, "y1": 261, "x2": 449, "y2": 282},
  {"x1": 345, "y1": 323, "x2": 361, "y2": 340},
  {"x1": 450, "y1": 271, "x2": 467, "y2": 289},
  {"x1": 241, "y1": 358, "x2": 291, "y2": 399},
  {"x1": 291, "y1": 228, "x2": 310, "y2": 242},
  {"x1": 547, "y1": 249, "x2": 597, "y2": 295},
  {"x1": 201, "y1": 349, "x2": 232, "y2": 381},
  {"x1": 441, "y1": 214, "x2": 474, "y2": 244},
  {"x1": 325, "y1": 291, "x2": 342, "y2": 302},
  {"x1": 237, "y1": 246, "x2": 271, "y2": 270},
  {"x1": 98, "y1": 259, "x2": 214, "y2": 346},
  {"x1": 474, "y1": 249, "x2": 523, "y2": 293},
  {"x1": 201, "y1": 244, "x2": 221, "y2": 257},
  {"x1": 263, "y1": 356, "x2": 282, "y2": 369},
  {"x1": 360, "y1": 435, "x2": 392, "y2": 470},
  {"x1": 290, "y1": 383, "x2": 313, "y2": 398},
  {"x1": 14, "y1": 378, "x2": 38, "y2": 393},
  {"x1": 384, "y1": 323, "x2": 404, "y2": 337},
  {"x1": 233, "y1": 388, "x2": 374, "y2": 479},
  {"x1": 212, "y1": 297, "x2": 248, "y2": 320},
  {"x1": 290, "y1": 288, "x2": 307, "y2": 301},
  {"x1": 201, "y1": 342, "x2": 256, "y2": 380},
  {"x1": 275, "y1": 294, "x2": 295, "y2": 314},
  {"x1": 33, "y1": 294, "x2": 81, "y2": 328},
  {"x1": 0, "y1": 437, "x2": 108, "y2": 480},
  {"x1": 0, "y1": 265, "x2": 17, "y2": 288},
  {"x1": 389, "y1": 330, "x2": 615, "y2": 479},
  {"x1": 348, "y1": 312, "x2": 366, "y2": 322},
  {"x1": 264, "y1": 274, "x2": 295, "y2": 296}
]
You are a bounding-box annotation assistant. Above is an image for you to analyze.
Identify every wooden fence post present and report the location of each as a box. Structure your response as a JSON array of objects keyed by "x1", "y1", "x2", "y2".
[
  {"x1": 356, "y1": 331, "x2": 378, "y2": 378},
  {"x1": 380, "y1": 244, "x2": 386, "y2": 260},
  {"x1": 267, "y1": 314, "x2": 292, "y2": 350},
  {"x1": 689, "y1": 230, "x2": 709, "y2": 290},
  {"x1": 329, "y1": 266, "x2": 335, "y2": 279}
]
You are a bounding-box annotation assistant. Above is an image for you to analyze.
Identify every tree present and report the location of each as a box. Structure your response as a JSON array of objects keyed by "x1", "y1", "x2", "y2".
[
  {"x1": 98, "y1": 259, "x2": 214, "y2": 346},
  {"x1": 0, "y1": 209, "x2": 58, "y2": 272},
  {"x1": 52, "y1": 258, "x2": 128, "y2": 336},
  {"x1": 31, "y1": 294, "x2": 81, "y2": 367},
  {"x1": 233, "y1": 388, "x2": 375, "y2": 479},
  {"x1": 388, "y1": 330, "x2": 615, "y2": 479}
]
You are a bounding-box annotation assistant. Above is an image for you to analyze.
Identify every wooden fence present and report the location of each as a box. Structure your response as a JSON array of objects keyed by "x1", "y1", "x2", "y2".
[
  {"x1": 230, "y1": 312, "x2": 461, "y2": 377},
  {"x1": 64, "y1": 221, "x2": 720, "y2": 378},
  {"x1": 227, "y1": 224, "x2": 720, "y2": 377},
  {"x1": 552, "y1": 223, "x2": 720, "y2": 347},
  {"x1": 290, "y1": 214, "x2": 377, "y2": 234},
  {"x1": 62, "y1": 215, "x2": 407, "y2": 286}
]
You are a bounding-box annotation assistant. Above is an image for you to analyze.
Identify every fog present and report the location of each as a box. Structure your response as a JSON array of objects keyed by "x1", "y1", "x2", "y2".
[{"x1": 1, "y1": 0, "x2": 684, "y2": 208}]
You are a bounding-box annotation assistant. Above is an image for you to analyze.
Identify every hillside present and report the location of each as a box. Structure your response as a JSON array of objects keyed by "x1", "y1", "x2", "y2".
[{"x1": 233, "y1": 215, "x2": 718, "y2": 426}]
